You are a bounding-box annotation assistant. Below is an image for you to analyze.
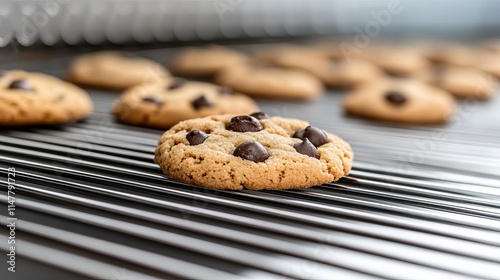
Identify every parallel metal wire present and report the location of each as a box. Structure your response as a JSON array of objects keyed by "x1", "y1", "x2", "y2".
[{"x1": 1, "y1": 47, "x2": 500, "y2": 279}]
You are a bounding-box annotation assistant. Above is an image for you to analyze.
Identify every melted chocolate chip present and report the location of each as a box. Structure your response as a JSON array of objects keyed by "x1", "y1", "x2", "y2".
[
  {"x1": 0, "y1": 70, "x2": 8, "y2": 77},
  {"x1": 186, "y1": 130, "x2": 208, "y2": 146},
  {"x1": 168, "y1": 78, "x2": 187, "y2": 90},
  {"x1": 191, "y1": 95, "x2": 213, "y2": 110},
  {"x1": 233, "y1": 141, "x2": 269, "y2": 163},
  {"x1": 218, "y1": 86, "x2": 234, "y2": 95},
  {"x1": 226, "y1": 115, "x2": 263, "y2": 132},
  {"x1": 250, "y1": 112, "x2": 269, "y2": 120},
  {"x1": 293, "y1": 138, "x2": 319, "y2": 159},
  {"x1": 385, "y1": 91, "x2": 407, "y2": 105},
  {"x1": 293, "y1": 126, "x2": 329, "y2": 147},
  {"x1": 142, "y1": 96, "x2": 164, "y2": 105},
  {"x1": 8, "y1": 79, "x2": 33, "y2": 91}
]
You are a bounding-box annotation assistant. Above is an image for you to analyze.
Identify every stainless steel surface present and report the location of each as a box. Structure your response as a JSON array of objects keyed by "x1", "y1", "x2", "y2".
[{"x1": 1, "y1": 45, "x2": 500, "y2": 279}]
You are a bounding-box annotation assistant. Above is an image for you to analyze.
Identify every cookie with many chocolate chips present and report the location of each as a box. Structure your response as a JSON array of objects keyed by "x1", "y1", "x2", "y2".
[
  {"x1": 343, "y1": 79, "x2": 455, "y2": 124},
  {"x1": 154, "y1": 114, "x2": 353, "y2": 190},
  {"x1": 112, "y1": 78, "x2": 259, "y2": 128},
  {"x1": 67, "y1": 51, "x2": 169, "y2": 90},
  {"x1": 0, "y1": 70, "x2": 93, "y2": 126}
]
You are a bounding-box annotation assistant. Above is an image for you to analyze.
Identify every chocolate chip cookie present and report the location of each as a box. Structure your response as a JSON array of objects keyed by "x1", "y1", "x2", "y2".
[
  {"x1": 154, "y1": 114, "x2": 353, "y2": 190},
  {"x1": 417, "y1": 66, "x2": 497, "y2": 100},
  {"x1": 215, "y1": 64, "x2": 323, "y2": 100},
  {"x1": 169, "y1": 45, "x2": 248, "y2": 77},
  {"x1": 343, "y1": 79, "x2": 455, "y2": 124},
  {"x1": 67, "y1": 51, "x2": 169, "y2": 90},
  {"x1": 0, "y1": 70, "x2": 93, "y2": 126},
  {"x1": 113, "y1": 78, "x2": 259, "y2": 128}
]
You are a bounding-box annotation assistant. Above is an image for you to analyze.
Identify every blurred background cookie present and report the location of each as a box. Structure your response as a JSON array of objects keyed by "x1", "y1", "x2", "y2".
[
  {"x1": 215, "y1": 64, "x2": 323, "y2": 100},
  {"x1": 362, "y1": 46, "x2": 430, "y2": 76},
  {"x1": 255, "y1": 46, "x2": 382, "y2": 88},
  {"x1": 67, "y1": 51, "x2": 169, "y2": 90},
  {"x1": 343, "y1": 79, "x2": 455, "y2": 124},
  {"x1": 169, "y1": 45, "x2": 248, "y2": 77},
  {"x1": 417, "y1": 65, "x2": 497, "y2": 100}
]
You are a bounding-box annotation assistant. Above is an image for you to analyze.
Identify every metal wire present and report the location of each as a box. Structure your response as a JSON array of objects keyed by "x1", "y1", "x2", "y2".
[{"x1": 0, "y1": 45, "x2": 500, "y2": 279}]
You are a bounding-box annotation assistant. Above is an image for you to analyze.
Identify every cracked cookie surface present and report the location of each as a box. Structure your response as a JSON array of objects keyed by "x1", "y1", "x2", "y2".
[
  {"x1": 154, "y1": 114, "x2": 353, "y2": 190},
  {"x1": 0, "y1": 70, "x2": 93, "y2": 126}
]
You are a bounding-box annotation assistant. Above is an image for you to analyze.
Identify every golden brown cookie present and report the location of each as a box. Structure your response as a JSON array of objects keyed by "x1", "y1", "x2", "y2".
[
  {"x1": 113, "y1": 78, "x2": 259, "y2": 128},
  {"x1": 169, "y1": 45, "x2": 248, "y2": 77},
  {"x1": 215, "y1": 64, "x2": 323, "y2": 100},
  {"x1": 363, "y1": 46, "x2": 430, "y2": 76},
  {"x1": 343, "y1": 79, "x2": 455, "y2": 124},
  {"x1": 154, "y1": 114, "x2": 353, "y2": 190},
  {"x1": 417, "y1": 66, "x2": 497, "y2": 100},
  {"x1": 0, "y1": 70, "x2": 93, "y2": 126},
  {"x1": 67, "y1": 51, "x2": 169, "y2": 90},
  {"x1": 255, "y1": 46, "x2": 381, "y2": 88}
]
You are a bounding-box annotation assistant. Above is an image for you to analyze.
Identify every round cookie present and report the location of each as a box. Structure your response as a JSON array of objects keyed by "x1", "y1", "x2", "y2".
[
  {"x1": 113, "y1": 78, "x2": 259, "y2": 128},
  {"x1": 67, "y1": 51, "x2": 169, "y2": 90},
  {"x1": 0, "y1": 70, "x2": 93, "y2": 126},
  {"x1": 343, "y1": 79, "x2": 455, "y2": 124},
  {"x1": 363, "y1": 46, "x2": 430, "y2": 76},
  {"x1": 154, "y1": 114, "x2": 353, "y2": 190},
  {"x1": 215, "y1": 64, "x2": 323, "y2": 100},
  {"x1": 169, "y1": 45, "x2": 248, "y2": 77},
  {"x1": 255, "y1": 46, "x2": 381, "y2": 88},
  {"x1": 417, "y1": 66, "x2": 497, "y2": 100}
]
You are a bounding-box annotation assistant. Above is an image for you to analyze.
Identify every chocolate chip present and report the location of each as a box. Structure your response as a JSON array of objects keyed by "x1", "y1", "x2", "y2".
[
  {"x1": 293, "y1": 128, "x2": 306, "y2": 139},
  {"x1": 168, "y1": 78, "x2": 187, "y2": 90},
  {"x1": 218, "y1": 86, "x2": 234, "y2": 95},
  {"x1": 250, "y1": 112, "x2": 269, "y2": 120},
  {"x1": 293, "y1": 126, "x2": 329, "y2": 147},
  {"x1": 142, "y1": 96, "x2": 163, "y2": 105},
  {"x1": 233, "y1": 141, "x2": 269, "y2": 163},
  {"x1": 226, "y1": 115, "x2": 263, "y2": 132},
  {"x1": 0, "y1": 70, "x2": 8, "y2": 77},
  {"x1": 186, "y1": 130, "x2": 208, "y2": 146},
  {"x1": 293, "y1": 138, "x2": 319, "y2": 159},
  {"x1": 385, "y1": 91, "x2": 407, "y2": 105},
  {"x1": 191, "y1": 95, "x2": 213, "y2": 110},
  {"x1": 8, "y1": 79, "x2": 33, "y2": 91}
]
